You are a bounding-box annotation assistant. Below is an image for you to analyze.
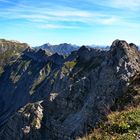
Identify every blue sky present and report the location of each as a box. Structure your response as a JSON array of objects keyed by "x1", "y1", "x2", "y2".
[{"x1": 0, "y1": 0, "x2": 140, "y2": 46}]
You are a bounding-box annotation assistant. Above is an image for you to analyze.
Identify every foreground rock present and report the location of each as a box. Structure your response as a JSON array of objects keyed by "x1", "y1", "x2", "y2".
[{"x1": 0, "y1": 102, "x2": 43, "y2": 140}]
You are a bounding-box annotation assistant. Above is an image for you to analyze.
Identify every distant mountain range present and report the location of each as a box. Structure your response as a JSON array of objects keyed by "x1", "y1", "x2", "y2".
[
  {"x1": 35, "y1": 43, "x2": 111, "y2": 56},
  {"x1": 36, "y1": 43, "x2": 80, "y2": 55}
]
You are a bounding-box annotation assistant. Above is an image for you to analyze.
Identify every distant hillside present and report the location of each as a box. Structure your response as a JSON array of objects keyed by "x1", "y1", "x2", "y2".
[
  {"x1": 0, "y1": 39, "x2": 30, "y2": 75},
  {"x1": 36, "y1": 43, "x2": 79, "y2": 55}
]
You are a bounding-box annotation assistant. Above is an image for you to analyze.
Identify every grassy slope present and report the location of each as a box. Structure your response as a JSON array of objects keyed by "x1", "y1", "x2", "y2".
[{"x1": 78, "y1": 75, "x2": 140, "y2": 140}]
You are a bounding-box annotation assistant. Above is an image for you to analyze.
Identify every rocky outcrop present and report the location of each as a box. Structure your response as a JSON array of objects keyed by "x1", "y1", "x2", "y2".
[
  {"x1": 0, "y1": 102, "x2": 43, "y2": 140},
  {"x1": 0, "y1": 39, "x2": 140, "y2": 140}
]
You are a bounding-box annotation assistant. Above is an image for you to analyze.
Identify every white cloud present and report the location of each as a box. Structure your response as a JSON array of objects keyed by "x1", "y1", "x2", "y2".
[
  {"x1": 47, "y1": 10, "x2": 92, "y2": 17},
  {"x1": 97, "y1": 17, "x2": 119, "y2": 25},
  {"x1": 39, "y1": 24, "x2": 79, "y2": 29}
]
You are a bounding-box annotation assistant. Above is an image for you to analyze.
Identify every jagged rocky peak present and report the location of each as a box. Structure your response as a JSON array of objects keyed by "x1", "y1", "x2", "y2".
[
  {"x1": 77, "y1": 45, "x2": 106, "y2": 63},
  {"x1": 110, "y1": 39, "x2": 140, "y2": 58},
  {"x1": 109, "y1": 40, "x2": 140, "y2": 77},
  {"x1": 49, "y1": 52, "x2": 65, "y2": 65},
  {"x1": 77, "y1": 45, "x2": 91, "y2": 53},
  {"x1": 36, "y1": 48, "x2": 48, "y2": 56}
]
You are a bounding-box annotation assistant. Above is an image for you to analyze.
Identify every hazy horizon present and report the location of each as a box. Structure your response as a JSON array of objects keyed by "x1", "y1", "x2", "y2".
[{"x1": 0, "y1": 0, "x2": 140, "y2": 46}]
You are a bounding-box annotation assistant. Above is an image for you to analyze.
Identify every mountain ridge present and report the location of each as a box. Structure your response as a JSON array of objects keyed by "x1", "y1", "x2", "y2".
[{"x1": 0, "y1": 39, "x2": 140, "y2": 140}]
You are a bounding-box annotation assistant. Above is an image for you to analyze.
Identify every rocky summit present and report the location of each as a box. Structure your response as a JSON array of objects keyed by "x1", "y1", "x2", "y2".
[{"x1": 0, "y1": 39, "x2": 140, "y2": 140}]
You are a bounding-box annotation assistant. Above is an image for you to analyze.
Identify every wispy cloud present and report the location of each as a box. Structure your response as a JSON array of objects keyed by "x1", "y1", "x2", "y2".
[
  {"x1": 0, "y1": 0, "x2": 139, "y2": 29},
  {"x1": 0, "y1": 5, "x2": 121, "y2": 29},
  {"x1": 39, "y1": 24, "x2": 79, "y2": 29},
  {"x1": 88, "y1": 0, "x2": 140, "y2": 10}
]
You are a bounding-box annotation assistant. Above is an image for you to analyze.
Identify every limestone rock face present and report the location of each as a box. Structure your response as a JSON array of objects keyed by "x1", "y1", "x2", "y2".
[
  {"x1": 109, "y1": 40, "x2": 140, "y2": 80},
  {"x1": 0, "y1": 39, "x2": 140, "y2": 140},
  {"x1": 0, "y1": 102, "x2": 43, "y2": 140}
]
